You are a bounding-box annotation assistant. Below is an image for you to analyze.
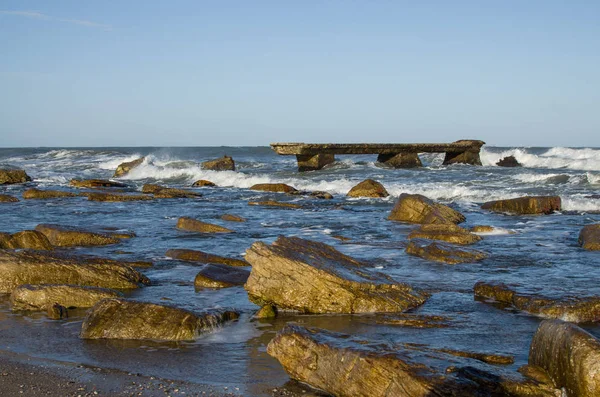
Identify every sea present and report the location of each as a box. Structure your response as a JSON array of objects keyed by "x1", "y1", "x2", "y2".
[{"x1": 1, "y1": 145, "x2": 600, "y2": 395}]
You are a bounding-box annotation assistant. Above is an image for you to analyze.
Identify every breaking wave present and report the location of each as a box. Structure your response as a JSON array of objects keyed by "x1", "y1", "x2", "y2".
[{"x1": 481, "y1": 147, "x2": 600, "y2": 171}]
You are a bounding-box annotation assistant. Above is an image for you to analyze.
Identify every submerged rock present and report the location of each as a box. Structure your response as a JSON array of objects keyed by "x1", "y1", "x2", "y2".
[
  {"x1": 474, "y1": 282, "x2": 600, "y2": 323},
  {"x1": 471, "y1": 225, "x2": 496, "y2": 233},
  {"x1": 176, "y1": 217, "x2": 233, "y2": 233},
  {"x1": 529, "y1": 320, "x2": 600, "y2": 396},
  {"x1": 406, "y1": 239, "x2": 487, "y2": 264},
  {"x1": 10, "y1": 284, "x2": 122, "y2": 311},
  {"x1": 194, "y1": 264, "x2": 250, "y2": 289},
  {"x1": 496, "y1": 156, "x2": 521, "y2": 167},
  {"x1": 309, "y1": 191, "x2": 333, "y2": 199},
  {"x1": 80, "y1": 299, "x2": 239, "y2": 341},
  {"x1": 35, "y1": 224, "x2": 123, "y2": 247},
  {"x1": 86, "y1": 192, "x2": 154, "y2": 202},
  {"x1": 481, "y1": 196, "x2": 561, "y2": 215},
  {"x1": 0, "y1": 230, "x2": 54, "y2": 250},
  {"x1": 220, "y1": 214, "x2": 246, "y2": 222},
  {"x1": 0, "y1": 168, "x2": 31, "y2": 184},
  {"x1": 244, "y1": 236, "x2": 428, "y2": 313},
  {"x1": 0, "y1": 250, "x2": 150, "y2": 293},
  {"x1": 192, "y1": 179, "x2": 216, "y2": 187},
  {"x1": 141, "y1": 184, "x2": 202, "y2": 198},
  {"x1": 346, "y1": 179, "x2": 389, "y2": 198},
  {"x1": 254, "y1": 304, "x2": 277, "y2": 319},
  {"x1": 0, "y1": 194, "x2": 19, "y2": 202},
  {"x1": 388, "y1": 194, "x2": 466, "y2": 224},
  {"x1": 165, "y1": 249, "x2": 248, "y2": 267},
  {"x1": 248, "y1": 200, "x2": 301, "y2": 209},
  {"x1": 22, "y1": 188, "x2": 77, "y2": 200},
  {"x1": 408, "y1": 224, "x2": 482, "y2": 245},
  {"x1": 579, "y1": 224, "x2": 600, "y2": 251},
  {"x1": 249, "y1": 183, "x2": 298, "y2": 193},
  {"x1": 371, "y1": 313, "x2": 451, "y2": 328},
  {"x1": 113, "y1": 157, "x2": 145, "y2": 177},
  {"x1": 201, "y1": 156, "x2": 235, "y2": 171},
  {"x1": 70, "y1": 179, "x2": 127, "y2": 188}
]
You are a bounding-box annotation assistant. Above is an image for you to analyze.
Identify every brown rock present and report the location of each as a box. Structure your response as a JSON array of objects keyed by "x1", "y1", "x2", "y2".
[
  {"x1": 309, "y1": 191, "x2": 333, "y2": 199},
  {"x1": 70, "y1": 179, "x2": 127, "y2": 188},
  {"x1": 471, "y1": 225, "x2": 496, "y2": 233},
  {"x1": 10, "y1": 284, "x2": 122, "y2": 311},
  {"x1": 579, "y1": 224, "x2": 600, "y2": 250},
  {"x1": 35, "y1": 224, "x2": 122, "y2": 247},
  {"x1": 244, "y1": 236, "x2": 428, "y2": 314},
  {"x1": 372, "y1": 313, "x2": 451, "y2": 328},
  {"x1": 141, "y1": 184, "x2": 202, "y2": 198},
  {"x1": 86, "y1": 192, "x2": 153, "y2": 202},
  {"x1": 176, "y1": 217, "x2": 233, "y2": 233},
  {"x1": 165, "y1": 249, "x2": 248, "y2": 267},
  {"x1": 0, "y1": 230, "x2": 54, "y2": 250},
  {"x1": 220, "y1": 214, "x2": 246, "y2": 222},
  {"x1": 377, "y1": 152, "x2": 423, "y2": 168},
  {"x1": 481, "y1": 196, "x2": 561, "y2": 215},
  {"x1": 192, "y1": 180, "x2": 216, "y2": 187},
  {"x1": 346, "y1": 179, "x2": 389, "y2": 198},
  {"x1": 408, "y1": 224, "x2": 482, "y2": 245},
  {"x1": 254, "y1": 305, "x2": 277, "y2": 319},
  {"x1": 529, "y1": 320, "x2": 600, "y2": 397},
  {"x1": 248, "y1": 200, "x2": 301, "y2": 209},
  {"x1": 388, "y1": 194, "x2": 466, "y2": 224},
  {"x1": 249, "y1": 183, "x2": 298, "y2": 193},
  {"x1": 80, "y1": 298, "x2": 239, "y2": 341},
  {"x1": 113, "y1": 157, "x2": 145, "y2": 178},
  {"x1": 194, "y1": 264, "x2": 250, "y2": 288},
  {"x1": 406, "y1": 239, "x2": 487, "y2": 264},
  {"x1": 474, "y1": 282, "x2": 600, "y2": 323},
  {"x1": 23, "y1": 188, "x2": 77, "y2": 200},
  {"x1": 0, "y1": 194, "x2": 19, "y2": 202},
  {"x1": 201, "y1": 156, "x2": 235, "y2": 171},
  {"x1": 0, "y1": 168, "x2": 31, "y2": 184},
  {"x1": 47, "y1": 303, "x2": 68, "y2": 320},
  {"x1": 496, "y1": 156, "x2": 521, "y2": 167}
]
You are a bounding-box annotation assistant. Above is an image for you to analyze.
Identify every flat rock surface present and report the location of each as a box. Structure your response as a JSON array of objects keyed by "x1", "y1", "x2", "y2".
[
  {"x1": 388, "y1": 193, "x2": 466, "y2": 224},
  {"x1": 194, "y1": 264, "x2": 250, "y2": 288},
  {"x1": 176, "y1": 217, "x2": 234, "y2": 233},
  {"x1": 10, "y1": 284, "x2": 122, "y2": 311},
  {"x1": 481, "y1": 196, "x2": 561, "y2": 215},
  {"x1": 408, "y1": 224, "x2": 482, "y2": 245},
  {"x1": 406, "y1": 239, "x2": 487, "y2": 264},
  {"x1": 35, "y1": 224, "x2": 123, "y2": 247}
]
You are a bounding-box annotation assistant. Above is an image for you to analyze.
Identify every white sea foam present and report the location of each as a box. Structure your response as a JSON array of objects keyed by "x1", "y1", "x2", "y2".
[
  {"x1": 481, "y1": 147, "x2": 600, "y2": 171},
  {"x1": 561, "y1": 196, "x2": 600, "y2": 212},
  {"x1": 97, "y1": 154, "x2": 144, "y2": 170}
]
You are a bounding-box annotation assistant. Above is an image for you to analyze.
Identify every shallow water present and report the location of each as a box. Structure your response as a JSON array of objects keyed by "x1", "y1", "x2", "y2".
[{"x1": 1, "y1": 146, "x2": 600, "y2": 395}]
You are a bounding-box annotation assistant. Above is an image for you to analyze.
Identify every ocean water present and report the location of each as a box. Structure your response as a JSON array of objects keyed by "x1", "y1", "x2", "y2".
[{"x1": 1, "y1": 145, "x2": 600, "y2": 395}]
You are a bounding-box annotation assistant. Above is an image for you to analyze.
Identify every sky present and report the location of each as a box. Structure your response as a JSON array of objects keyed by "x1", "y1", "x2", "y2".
[{"x1": 0, "y1": 1, "x2": 599, "y2": 147}]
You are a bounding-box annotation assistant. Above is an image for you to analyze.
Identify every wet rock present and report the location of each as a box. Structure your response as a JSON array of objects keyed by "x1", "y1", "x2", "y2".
[
  {"x1": 166, "y1": 249, "x2": 248, "y2": 267},
  {"x1": 481, "y1": 196, "x2": 561, "y2": 215},
  {"x1": 70, "y1": 179, "x2": 127, "y2": 188},
  {"x1": 192, "y1": 179, "x2": 216, "y2": 187},
  {"x1": 372, "y1": 313, "x2": 451, "y2": 328},
  {"x1": 113, "y1": 157, "x2": 145, "y2": 177},
  {"x1": 346, "y1": 179, "x2": 389, "y2": 198},
  {"x1": 471, "y1": 225, "x2": 495, "y2": 233},
  {"x1": 86, "y1": 192, "x2": 154, "y2": 202},
  {"x1": 406, "y1": 239, "x2": 487, "y2": 264},
  {"x1": 220, "y1": 214, "x2": 246, "y2": 222},
  {"x1": 141, "y1": 184, "x2": 202, "y2": 198},
  {"x1": 255, "y1": 304, "x2": 277, "y2": 319},
  {"x1": 0, "y1": 168, "x2": 31, "y2": 184},
  {"x1": 176, "y1": 217, "x2": 233, "y2": 233},
  {"x1": 332, "y1": 235, "x2": 351, "y2": 242},
  {"x1": 408, "y1": 224, "x2": 482, "y2": 245},
  {"x1": 250, "y1": 183, "x2": 298, "y2": 194},
  {"x1": 436, "y1": 348, "x2": 514, "y2": 365},
  {"x1": 35, "y1": 224, "x2": 123, "y2": 247},
  {"x1": 248, "y1": 200, "x2": 301, "y2": 209},
  {"x1": 10, "y1": 284, "x2": 122, "y2": 311},
  {"x1": 0, "y1": 250, "x2": 150, "y2": 293},
  {"x1": 579, "y1": 224, "x2": 600, "y2": 250},
  {"x1": 244, "y1": 236, "x2": 428, "y2": 313},
  {"x1": 47, "y1": 303, "x2": 68, "y2": 320},
  {"x1": 201, "y1": 156, "x2": 235, "y2": 171},
  {"x1": 22, "y1": 188, "x2": 77, "y2": 200},
  {"x1": 496, "y1": 156, "x2": 521, "y2": 167},
  {"x1": 309, "y1": 191, "x2": 333, "y2": 199},
  {"x1": 474, "y1": 282, "x2": 600, "y2": 323},
  {"x1": 0, "y1": 230, "x2": 54, "y2": 250},
  {"x1": 194, "y1": 264, "x2": 250, "y2": 288},
  {"x1": 529, "y1": 319, "x2": 600, "y2": 397},
  {"x1": 0, "y1": 194, "x2": 19, "y2": 202},
  {"x1": 80, "y1": 298, "x2": 239, "y2": 341},
  {"x1": 388, "y1": 194, "x2": 466, "y2": 224},
  {"x1": 377, "y1": 152, "x2": 422, "y2": 168}
]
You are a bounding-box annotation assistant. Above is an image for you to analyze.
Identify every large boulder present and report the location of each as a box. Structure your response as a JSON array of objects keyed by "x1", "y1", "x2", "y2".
[
  {"x1": 0, "y1": 194, "x2": 19, "y2": 202},
  {"x1": 166, "y1": 249, "x2": 248, "y2": 267},
  {"x1": 268, "y1": 324, "x2": 560, "y2": 397},
  {"x1": 80, "y1": 299, "x2": 239, "y2": 341},
  {"x1": 406, "y1": 239, "x2": 487, "y2": 264},
  {"x1": 388, "y1": 194, "x2": 465, "y2": 224},
  {"x1": 474, "y1": 282, "x2": 600, "y2": 323},
  {"x1": 0, "y1": 230, "x2": 54, "y2": 250},
  {"x1": 346, "y1": 179, "x2": 389, "y2": 198},
  {"x1": 579, "y1": 224, "x2": 600, "y2": 251},
  {"x1": 529, "y1": 320, "x2": 600, "y2": 397},
  {"x1": 194, "y1": 264, "x2": 250, "y2": 288},
  {"x1": 496, "y1": 156, "x2": 521, "y2": 167},
  {"x1": 10, "y1": 284, "x2": 121, "y2": 311},
  {"x1": 113, "y1": 157, "x2": 145, "y2": 178},
  {"x1": 86, "y1": 192, "x2": 153, "y2": 202},
  {"x1": 23, "y1": 188, "x2": 77, "y2": 200},
  {"x1": 244, "y1": 236, "x2": 428, "y2": 314},
  {"x1": 70, "y1": 179, "x2": 127, "y2": 188},
  {"x1": 201, "y1": 156, "x2": 235, "y2": 171},
  {"x1": 0, "y1": 168, "x2": 31, "y2": 184},
  {"x1": 408, "y1": 224, "x2": 482, "y2": 245},
  {"x1": 141, "y1": 184, "x2": 202, "y2": 198},
  {"x1": 481, "y1": 196, "x2": 561, "y2": 215},
  {"x1": 35, "y1": 224, "x2": 122, "y2": 247},
  {"x1": 249, "y1": 183, "x2": 297, "y2": 193},
  {"x1": 176, "y1": 217, "x2": 233, "y2": 233},
  {"x1": 0, "y1": 250, "x2": 150, "y2": 293}
]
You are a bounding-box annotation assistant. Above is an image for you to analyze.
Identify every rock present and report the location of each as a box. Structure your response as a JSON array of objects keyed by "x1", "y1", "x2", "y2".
[
  {"x1": 166, "y1": 249, "x2": 248, "y2": 267},
  {"x1": 80, "y1": 299, "x2": 239, "y2": 341},
  {"x1": 220, "y1": 214, "x2": 246, "y2": 222},
  {"x1": 529, "y1": 319, "x2": 600, "y2": 397},
  {"x1": 141, "y1": 184, "x2": 202, "y2": 198},
  {"x1": 201, "y1": 156, "x2": 235, "y2": 171},
  {"x1": 371, "y1": 313, "x2": 451, "y2": 328},
  {"x1": 435, "y1": 348, "x2": 514, "y2": 365},
  {"x1": 248, "y1": 200, "x2": 301, "y2": 209},
  {"x1": 176, "y1": 217, "x2": 233, "y2": 233},
  {"x1": 70, "y1": 179, "x2": 127, "y2": 188},
  {"x1": 86, "y1": 192, "x2": 153, "y2": 202},
  {"x1": 10, "y1": 284, "x2": 121, "y2": 311},
  {"x1": 249, "y1": 183, "x2": 298, "y2": 194},
  {"x1": 0, "y1": 230, "x2": 54, "y2": 250},
  {"x1": 244, "y1": 236, "x2": 428, "y2": 313},
  {"x1": 406, "y1": 239, "x2": 487, "y2": 264},
  {"x1": 254, "y1": 305, "x2": 277, "y2": 319},
  {"x1": 481, "y1": 196, "x2": 561, "y2": 215},
  {"x1": 113, "y1": 157, "x2": 145, "y2": 177},
  {"x1": 309, "y1": 191, "x2": 333, "y2": 199},
  {"x1": 377, "y1": 152, "x2": 423, "y2": 168},
  {"x1": 496, "y1": 156, "x2": 521, "y2": 167},
  {"x1": 408, "y1": 224, "x2": 482, "y2": 245},
  {"x1": 192, "y1": 180, "x2": 216, "y2": 187},
  {"x1": 0, "y1": 168, "x2": 31, "y2": 184},
  {"x1": 332, "y1": 235, "x2": 351, "y2": 242},
  {"x1": 0, "y1": 194, "x2": 19, "y2": 202},
  {"x1": 194, "y1": 264, "x2": 250, "y2": 289},
  {"x1": 47, "y1": 303, "x2": 68, "y2": 319},
  {"x1": 0, "y1": 250, "x2": 150, "y2": 293},
  {"x1": 388, "y1": 194, "x2": 465, "y2": 224},
  {"x1": 22, "y1": 188, "x2": 77, "y2": 200},
  {"x1": 346, "y1": 179, "x2": 389, "y2": 198},
  {"x1": 471, "y1": 225, "x2": 496, "y2": 233},
  {"x1": 35, "y1": 224, "x2": 123, "y2": 247},
  {"x1": 579, "y1": 224, "x2": 600, "y2": 250},
  {"x1": 474, "y1": 282, "x2": 600, "y2": 322},
  {"x1": 268, "y1": 324, "x2": 560, "y2": 397}
]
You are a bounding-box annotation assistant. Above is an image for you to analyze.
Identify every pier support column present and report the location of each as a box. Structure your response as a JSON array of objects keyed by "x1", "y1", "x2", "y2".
[
  {"x1": 442, "y1": 150, "x2": 482, "y2": 166},
  {"x1": 296, "y1": 154, "x2": 335, "y2": 172},
  {"x1": 376, "y1": 153, "x2": 422, "y2": 168}
]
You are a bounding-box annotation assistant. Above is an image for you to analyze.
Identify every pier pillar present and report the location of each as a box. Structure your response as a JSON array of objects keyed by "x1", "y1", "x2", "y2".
[
  {"x1": 296, "y1": 154, "x2": 335, "y2": 172},
  {"x1": 376, "y1": 153, "x2": 422, "y2": 168},
  {"x1": 442, "y1": 139, "x2": 484, "y2": 165}
]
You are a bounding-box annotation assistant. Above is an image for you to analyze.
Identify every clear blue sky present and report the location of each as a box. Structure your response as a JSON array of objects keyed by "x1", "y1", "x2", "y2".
[{"x1": 1, "y1": 1, "x2": 598, "y2": 147}]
